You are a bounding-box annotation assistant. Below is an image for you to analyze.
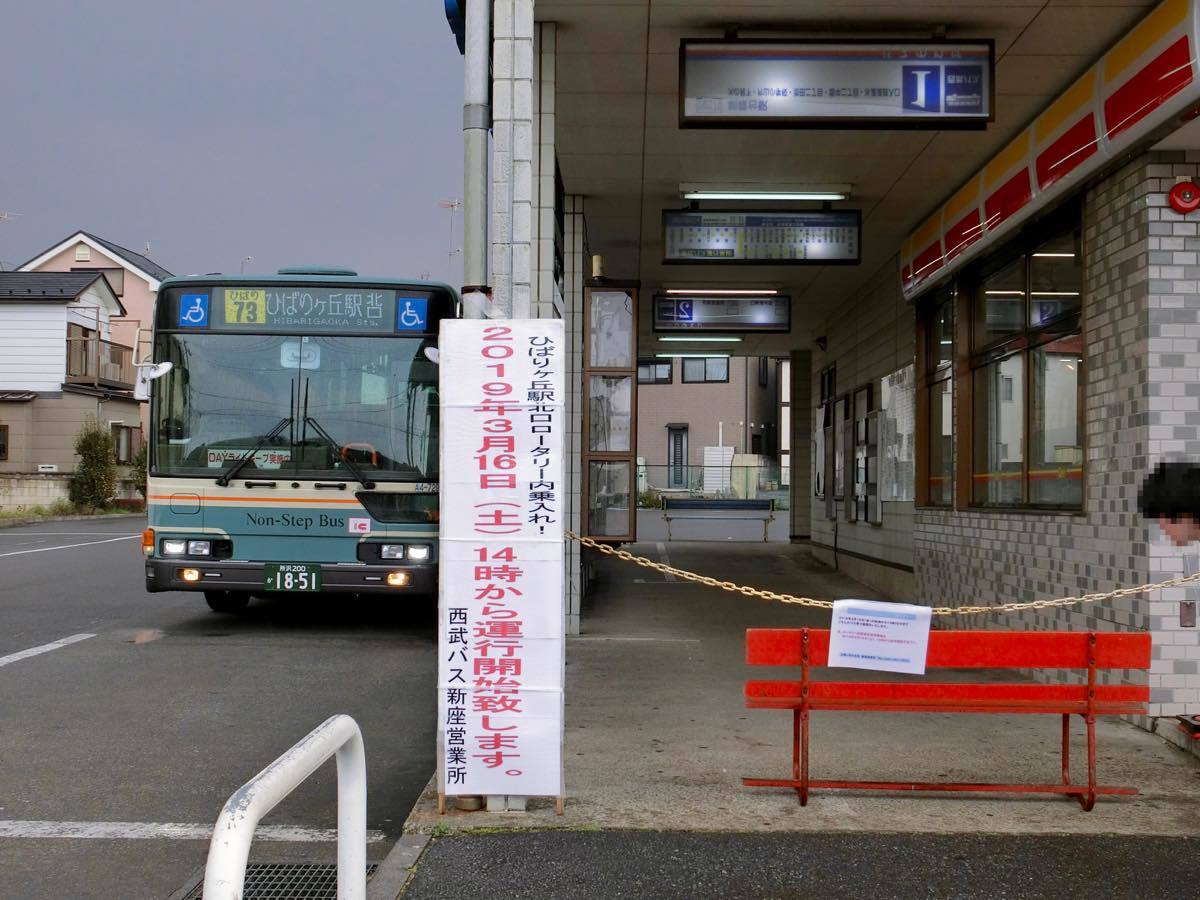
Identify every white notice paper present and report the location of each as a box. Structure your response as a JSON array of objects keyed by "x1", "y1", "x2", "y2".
[{"x1": 828, "y1": 599, "x2": 932, "y2": 675}]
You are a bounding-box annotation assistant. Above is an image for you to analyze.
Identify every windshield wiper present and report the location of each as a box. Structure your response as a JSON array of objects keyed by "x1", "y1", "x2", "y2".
[
  {"x1": 215, "y1": 417, "x2": 293, "y2": 487},
  {"x1": 297, "y1": 377, "x2": 377, "y2": 490},
  {"x1": 302, "y1": 414, "x2": 377, "y2": 490}
]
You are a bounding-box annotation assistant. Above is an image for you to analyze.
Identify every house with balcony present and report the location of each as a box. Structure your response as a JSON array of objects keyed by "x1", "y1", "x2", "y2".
[
  {"x1": 0, "y1": 272, "x2": 142, "y2": 510},
  {"x1": 18, "y1": 230, "x2": 173, "y2": 432}
]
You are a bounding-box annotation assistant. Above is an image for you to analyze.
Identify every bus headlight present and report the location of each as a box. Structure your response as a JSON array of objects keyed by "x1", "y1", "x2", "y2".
[
  {"x1": 162, "y1": 539, "x2": 187, "y2": 556},
  {"x1": 386, "y1": 571, "x2": 412, "y2": 587},
  {"x1": 179, "y1": 568, "x2": 202, "y2": 583},
  {"x1": 406, "y1": 545, "x2": 431, "y2": 561},
  {"x1": 380, "y1": 544, "x2": 405, "y2": 560},
  {"x1": 187, "y1": 540, "x2": 212, "y2": 556}
]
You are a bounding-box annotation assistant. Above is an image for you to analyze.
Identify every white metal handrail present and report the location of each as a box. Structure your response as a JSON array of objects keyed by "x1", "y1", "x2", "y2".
[{"x1": 203, "y1": 714, "x2": 367, "y2": 900}]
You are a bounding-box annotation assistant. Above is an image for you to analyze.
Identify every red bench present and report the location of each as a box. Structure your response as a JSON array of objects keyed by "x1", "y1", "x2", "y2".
[{"x1": 743, "y1": 627, "x2": 1151, "y2": 810}]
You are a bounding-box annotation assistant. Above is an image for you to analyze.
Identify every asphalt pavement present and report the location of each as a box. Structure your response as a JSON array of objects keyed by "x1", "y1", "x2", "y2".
[
  {"x1": 0, "y1": 516, "x2": 437, "y2": 900},
  {"x1": 402, "y1": 831, "x2": 1200, "y2": 899}
]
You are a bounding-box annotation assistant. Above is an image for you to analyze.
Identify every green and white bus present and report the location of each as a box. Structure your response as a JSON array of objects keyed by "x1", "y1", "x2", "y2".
[{"x1": 141, "y1": 267, "x2": 456, "y2": 613}]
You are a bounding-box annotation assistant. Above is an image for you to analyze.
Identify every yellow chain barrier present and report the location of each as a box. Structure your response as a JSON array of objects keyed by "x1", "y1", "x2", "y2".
[{"x1": 567, "y1": 531, "x2": 1200, "y2": 616}]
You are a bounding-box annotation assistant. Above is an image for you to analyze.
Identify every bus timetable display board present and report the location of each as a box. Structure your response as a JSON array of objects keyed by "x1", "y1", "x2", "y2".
[
  {"x1": 167, "y1": 286, "x2": 435, "y2": 334},
  {"x1": 680, "y1": 39, "x2": 994, "y2": 128},
  {"x1": 663, "y1": 210, "x2": 861, "y2": 265}
]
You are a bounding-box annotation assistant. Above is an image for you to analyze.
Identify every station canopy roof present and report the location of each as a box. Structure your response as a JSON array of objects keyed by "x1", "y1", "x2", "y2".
[{"x1": 539, "y1": 0, "x2": 1161, "y2": 357}]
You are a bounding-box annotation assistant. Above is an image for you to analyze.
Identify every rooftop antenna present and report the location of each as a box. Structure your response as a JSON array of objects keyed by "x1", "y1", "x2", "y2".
[
  {"x1": 439, "y1": 198, "x2": 463, "y2": 280},
  {"x1": 143, "y1": 240, "x2": 153, "y2": 258},
  {"x1": 0, "y1": 213, "x2": 22, "y2": 271}
]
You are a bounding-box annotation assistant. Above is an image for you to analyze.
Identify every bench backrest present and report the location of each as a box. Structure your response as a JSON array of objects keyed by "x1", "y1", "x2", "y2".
[
  {"x1": 747, "y1": 628, "x2": 1151, "y2": 670},
  {"x1": 663, "y1": 498, "x2": 774, "y2": 511}
]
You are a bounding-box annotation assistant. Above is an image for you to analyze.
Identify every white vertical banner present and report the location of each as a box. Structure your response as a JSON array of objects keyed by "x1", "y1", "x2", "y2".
[{"x1": 438, "y1": 319, "x2": 566, "y2": 798}]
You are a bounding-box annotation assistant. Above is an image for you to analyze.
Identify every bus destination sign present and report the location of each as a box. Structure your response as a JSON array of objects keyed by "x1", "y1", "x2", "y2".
[{"x1": 214, "y1": 287, "x2": 411, "y2": 333}]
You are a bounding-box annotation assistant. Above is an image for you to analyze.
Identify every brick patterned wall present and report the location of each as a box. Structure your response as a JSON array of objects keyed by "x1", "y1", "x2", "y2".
[
  {"x1": 916, "y1": 151, "x2": 1200, "y2": 717},
  {"x1": 810, "y1": 262, "x2": 916, "y2": 575}
]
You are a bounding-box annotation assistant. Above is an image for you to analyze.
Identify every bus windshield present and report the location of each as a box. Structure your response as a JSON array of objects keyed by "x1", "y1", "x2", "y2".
[{"x1": 152, "y1": 332, "x2": 438, "y2": 482}]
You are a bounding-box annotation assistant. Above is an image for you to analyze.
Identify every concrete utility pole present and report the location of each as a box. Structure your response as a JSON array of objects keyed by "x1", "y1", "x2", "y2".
[{"x1": 461, "y1": 0, "x2": 491, "y2": 315}]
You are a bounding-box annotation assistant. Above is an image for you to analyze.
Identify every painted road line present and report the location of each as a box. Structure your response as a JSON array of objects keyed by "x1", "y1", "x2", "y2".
[
  {"x1": 0, "y1": 820, "x2": 387, "y2": 842},
  {"x1": 0, "y1": 535, "x2": 139, "y2": 558},
  {"x1": 0, "y1": 634, "x2": 95, "y2": 669},
  {"x1": 0, "y1": 532, "x2": 143, "y2": 537}
]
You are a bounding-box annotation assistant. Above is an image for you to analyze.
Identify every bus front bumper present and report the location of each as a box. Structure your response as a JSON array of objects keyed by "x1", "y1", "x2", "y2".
[{"x1": 145, "y1": 559, "x2": 437, "y2": 595}]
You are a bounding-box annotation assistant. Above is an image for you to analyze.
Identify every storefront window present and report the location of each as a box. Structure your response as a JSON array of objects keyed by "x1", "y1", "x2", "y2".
[
  {"x1": 974, "y1": 258, "x2": 1025, "y2": 349},
  {"x1": 928, "y1": 379, "x2": 953, "y2": 505},
  {"x1": 968, "y1": 218, "x2": 1083, "y2": 508},
  {"x1": 972, "y1": 354, "x2": 1024, "y2": 506},
  {"x1": 1029, "y1": 338, "x2": 1082, "y2": 506},
  {"x1": 1029, "y1": 234, "x2": 1082, "y2": 327}
]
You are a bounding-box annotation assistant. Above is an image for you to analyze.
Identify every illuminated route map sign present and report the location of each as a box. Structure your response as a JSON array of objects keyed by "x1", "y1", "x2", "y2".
[
  {"x1": 680, "y1": 39, "x2": 994, "y2": 128},
  {"x1": 654, "y1": 295, "x2": 791, "y2": 333},
  {"x1": 663, "y1": 210, "x2": 861, "y2": 265}
]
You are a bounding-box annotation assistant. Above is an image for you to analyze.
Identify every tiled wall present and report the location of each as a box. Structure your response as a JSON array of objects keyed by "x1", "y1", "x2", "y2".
[
  {"x1": 809, "y1": 262, "x2": 916, "y2": 594},
  {"x1": 916, "y1": 151, "x2": 1200, "y2": 718}
]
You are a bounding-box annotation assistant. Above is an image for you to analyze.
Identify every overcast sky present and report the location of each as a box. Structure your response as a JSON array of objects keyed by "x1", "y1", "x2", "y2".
[{"x1": 1, "y1": 0, "x2": 465, "y2": 284}]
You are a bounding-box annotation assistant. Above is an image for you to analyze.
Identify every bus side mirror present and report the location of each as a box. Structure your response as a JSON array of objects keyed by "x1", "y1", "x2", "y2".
[{"x1": 134, "y1": 361, "x2": 174, "y2": 402}]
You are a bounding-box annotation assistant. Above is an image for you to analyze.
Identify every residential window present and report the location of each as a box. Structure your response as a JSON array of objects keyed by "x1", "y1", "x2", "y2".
[
  {"x1": 681, "y1": 357, "x2": 729, "y2": 383},
  {"x1": 111, "y1": 425, "x2": 142, "y2": 464},
  {"x1": 0, "y1": 423, "x2": 8, "y2": 461},
  {"x1": 637, "y1": 358, "x2": 672, "y2": 385},
  {"x1": 970, "y1": 227, "x2": 1083, "y2": 508}
]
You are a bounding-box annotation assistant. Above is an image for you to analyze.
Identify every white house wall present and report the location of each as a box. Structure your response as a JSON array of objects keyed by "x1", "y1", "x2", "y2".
[{"x1": 0, "y1": 304, "x2": 67, "y2": 391}]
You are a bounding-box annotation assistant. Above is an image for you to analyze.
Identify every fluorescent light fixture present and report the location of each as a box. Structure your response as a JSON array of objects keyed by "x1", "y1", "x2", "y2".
[
  {"x1": 1032, "y1": 252, "x2": 1076, "y2": 258},
  {"x1": 984, "y1": 290, "x2": 1025, "y2": 296},
  {"x1": 1030, "y1": 291, "x2": 1080, "y2": 297},
  {"x1": 655, "y1": 352, "x2": 732, "y2": 358},
  {"x1": 680, "y1": 182, "x2": 851, "y2": 201},
  {"x1": 658, "y1": 336, "x2": 743, "y2": 343},
  {"x1": 664, "y1": 288, "x2": 778, "y2": 296}
]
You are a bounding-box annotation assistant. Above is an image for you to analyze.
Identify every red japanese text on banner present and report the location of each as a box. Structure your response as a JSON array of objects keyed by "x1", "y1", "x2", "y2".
[{"x1": 438, "y1": 320, "x2": 565, "y2": 798}]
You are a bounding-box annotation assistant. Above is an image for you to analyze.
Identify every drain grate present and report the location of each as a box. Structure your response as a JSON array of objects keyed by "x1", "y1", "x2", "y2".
[{"x1": 181, "y1": 862, "x2": 379, "y2": 899}]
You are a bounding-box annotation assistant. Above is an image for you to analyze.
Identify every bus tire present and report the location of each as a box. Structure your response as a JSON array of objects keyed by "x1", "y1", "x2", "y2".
[{"x1": 204, "y1": 590, "x2": 251, "y2": 614}]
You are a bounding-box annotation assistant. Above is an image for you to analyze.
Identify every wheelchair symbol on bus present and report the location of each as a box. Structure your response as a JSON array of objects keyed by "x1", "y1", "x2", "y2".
[
  {"x1": 396, "y1": 297, "x2": 428, "y2": 331},
  {"x1": 178, "y1": 294, "x2": 210, "y2": 327}
]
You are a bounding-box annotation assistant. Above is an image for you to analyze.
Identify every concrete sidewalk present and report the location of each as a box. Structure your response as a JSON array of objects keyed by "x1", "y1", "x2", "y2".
[{"x1": 405, "y1": 541, "x2": 1200, "y2": 838}]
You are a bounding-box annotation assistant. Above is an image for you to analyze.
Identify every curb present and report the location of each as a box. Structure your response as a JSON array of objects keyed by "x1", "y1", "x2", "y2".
[
  {"x1": 0, "y1": 512, "x2": 145, "y2": 530},
  {"x1": 367, "y1": 834, "x2": 432, "y2": 900}
]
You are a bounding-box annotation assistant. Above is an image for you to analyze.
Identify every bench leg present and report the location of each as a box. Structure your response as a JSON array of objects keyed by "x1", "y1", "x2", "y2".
[
  {"x1": 1079, "y1": 714, "x2": 1098, "y2": 812},
  {"x1": 801, "y1": 706, "x2": 810, "y2": 806},
  {"x1": 790, "y1": 709, "x2": 810, "y2": 806},
  {"x1": 1060, "y1": 713, "x2": 1071, "y2": 786}
]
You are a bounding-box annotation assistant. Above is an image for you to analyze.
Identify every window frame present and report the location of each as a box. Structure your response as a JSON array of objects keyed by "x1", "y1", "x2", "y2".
[
  {"x1": 915, "y1": 202, "x2": 1085, "y2": 513},
  {"x1": 680, "y1": 356, "x2": 730, "y2": 384},
  {"x1": 0, "y1": 422, "x2": 8, "y2": 461},
  {"x1": 110, "y1": 424, "x2": 142, "y2": 465},
  {"x1": 636, "y1": 357, "x2": 673, "y2": 385}
]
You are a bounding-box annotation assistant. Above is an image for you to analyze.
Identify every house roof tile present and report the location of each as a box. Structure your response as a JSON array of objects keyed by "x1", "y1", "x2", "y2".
[
  {"x1": 0, "y1": 271, "x2": 105, "y2": 300},
  {"x1": 79, "y1": 231, "x2": 173, "y2": 281}
]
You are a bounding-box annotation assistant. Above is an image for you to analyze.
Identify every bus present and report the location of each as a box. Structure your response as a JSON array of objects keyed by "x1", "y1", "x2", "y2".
[{"x1": 141, "y1": 267, "x2": 457, "y2": 613}]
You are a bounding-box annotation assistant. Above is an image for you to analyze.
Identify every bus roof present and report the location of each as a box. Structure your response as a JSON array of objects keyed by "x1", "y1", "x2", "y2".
[{"x1": 158, "y1": 269, "x2": 459, "y2": 297}]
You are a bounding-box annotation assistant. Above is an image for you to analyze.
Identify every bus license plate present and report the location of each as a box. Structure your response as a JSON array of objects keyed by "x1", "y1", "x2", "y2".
[{"x1": 264, "y1": 563, "x2": 321, "y2": 592}]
